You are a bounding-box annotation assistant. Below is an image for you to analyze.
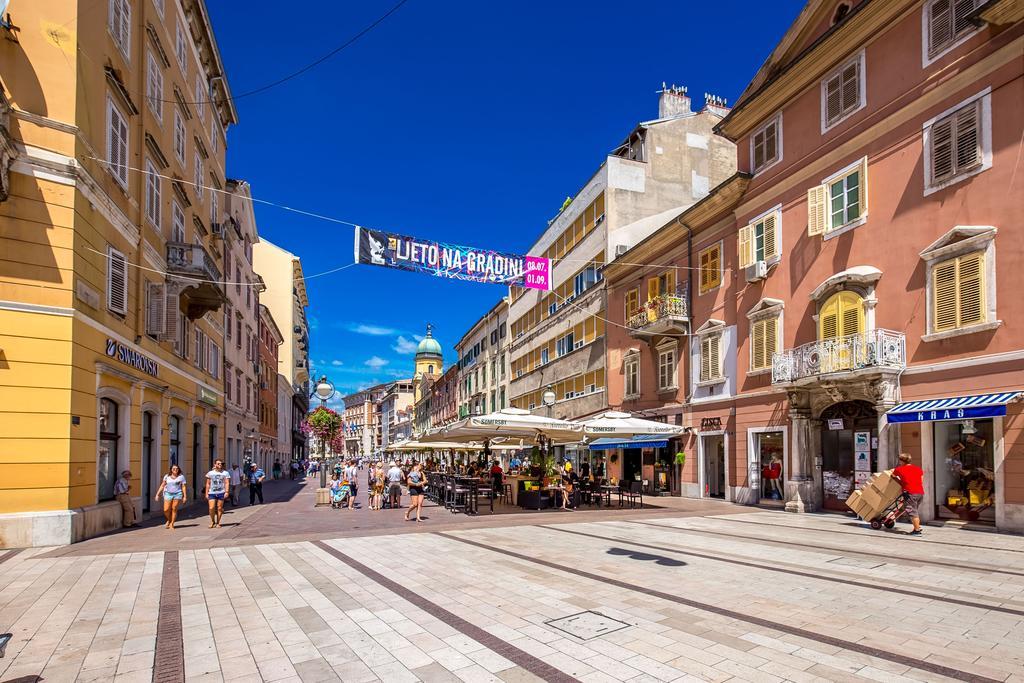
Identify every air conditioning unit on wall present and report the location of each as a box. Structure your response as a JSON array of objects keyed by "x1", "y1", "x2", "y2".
[{"x1": 745, "y1": 261, "x2": 768, "y2": 282}]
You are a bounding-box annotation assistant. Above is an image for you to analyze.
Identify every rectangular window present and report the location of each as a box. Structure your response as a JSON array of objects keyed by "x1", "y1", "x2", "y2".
[
  {"x1": 195, "y1": 75, "x2": 206, "y2": 122},
  {"x1": 173, "y1": 111, "x2": 186, "y2": 163},
  {"x1": 107, "y1": 246, "x2": 128, "y2": 314},
  {"x1": 658, "y1": 347, "x2": 677, "y2": 391},
  {"x1": 145, "y1": 159, "x2": 161, "y2": 228},
  {"x1": 625, "y1": 288, "x2": 640, "y2": 318},
  {"x1": 556, "y1": 333, "x2": 574, "y2": 357},
  {"x1": 700, "y1": 334, "x2": 722, "y2": 382},
  {"x1": 808, "y1": 158, "x2": 869, "y2": 236},
  {"x1": 106, "y1": 98, "x2": 129, "y2": 188},
  {"x1": 211, "y1": 119, "x2": 218, "y2": 154},
  {"x1": 739, "y1": 212, "x2": 779, "y2": 267},
  {"x1": 108, "y1": 0, "x2": 131, "y2": 60},
  {"x1": 625, "y1": 356, "x2": 639, "y2": 397},
  {"x1": 822, "y1": 52, "x2": 865, "y2": 130},
  {"x1": 932, "y1": 251, "x2": 985, "y2": 332},
  {"x1": 208, "y1": 342, "x2": 219, "y2": 379},
  {"x1": 175, "y1": 19, "x2": 188, "y2": 72},
  {"x1": 210, "y1": 185, "x2": 218, "y2": 225},
  {"x1": 926, "y1": 0, "x2": 981, "y2": 60},
  {"x1": 194, "y1": 152, "x2": 203, "y2": 203},
  {"x1": 928, "y1": 99, "x2": 982, "y2": 187},
  {"x1": 699, "y1": 243, "x2": 721, "y2": 294},
  {"x1": 750, "y1": 316, "x2": 779, "y2": 371},
  {"x1": 751, "y1": 114, "x2": 780, "y2": 172},
  {"x1": 540, "y1": 348, "x2": 549, "y2": 364},
  {"x1": 146, "y1": 52, "x2": 163, "y2": 123}
]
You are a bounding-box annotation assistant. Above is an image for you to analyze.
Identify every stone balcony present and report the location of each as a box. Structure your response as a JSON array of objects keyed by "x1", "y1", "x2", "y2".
[
  {"x1": 627, "y1": 295, "x2": 689, "y2": 338},
  {"x1": 166, "y1": 241, "x2": 226, "y2": 319},
  {"x1": 772, "y1": 329, "x2": 906, "y2": 386}
]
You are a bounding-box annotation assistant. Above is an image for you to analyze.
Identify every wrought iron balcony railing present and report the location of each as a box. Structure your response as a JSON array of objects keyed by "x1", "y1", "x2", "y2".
[
  {"x1": 626, "y1": 295, "x2": 689, "y2": 334},
  {"x1": 772, "y1": 329, "x2": 906, "y2": 384}
]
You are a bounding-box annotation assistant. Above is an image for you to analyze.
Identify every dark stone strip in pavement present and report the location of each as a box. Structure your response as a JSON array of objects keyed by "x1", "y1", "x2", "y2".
[
  {"x1": 0, "y1": 548, "x2": 24, "y2": 565},
  {"x1": 712, "y1": 516, "x2": 1024, "y2": 554},
  {"x1": 543, "y1": 524, "x2": 1024, "y2": 617},
  {"x1": 311, "y1": 540, "x2": 582, "y2": 683},
  {"x1": 436, "y1": 531, "x2": 1003, "y2": 683},
  {"x1": 153, "y1": 551, "x2": 183, "y2": 683},
  {"x1": 627, "y1": 519, "x2": 1024, "y2": 578}
]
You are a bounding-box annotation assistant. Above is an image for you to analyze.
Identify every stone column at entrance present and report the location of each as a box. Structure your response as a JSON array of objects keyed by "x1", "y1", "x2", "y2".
[
  {"x1": 785, "y1": 390, "x2": 816, "y2": 513},
  {"x1": 871, "y1": 378, "x2": 900, "y2": 471}
]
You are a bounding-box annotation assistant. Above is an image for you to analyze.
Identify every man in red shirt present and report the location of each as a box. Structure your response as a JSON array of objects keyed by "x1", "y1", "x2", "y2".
[{"x1": 893, "y1": 453, "x2": 925, "y2": 535}]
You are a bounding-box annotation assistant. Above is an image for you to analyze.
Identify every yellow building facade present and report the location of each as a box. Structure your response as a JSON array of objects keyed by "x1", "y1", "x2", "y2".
[{"x1": 0, "y1": 0, "x2": 237, "y2": 546}]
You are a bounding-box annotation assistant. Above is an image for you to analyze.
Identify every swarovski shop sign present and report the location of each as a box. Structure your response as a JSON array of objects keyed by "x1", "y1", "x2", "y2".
[{"x1": 105, "y1": 339, "x2": 159, "y2": 377}]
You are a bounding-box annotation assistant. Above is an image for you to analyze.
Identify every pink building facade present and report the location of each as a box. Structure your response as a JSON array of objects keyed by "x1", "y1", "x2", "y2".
[{"x1": 606, "y1": 0, "x2": 1024, "y2": 532}]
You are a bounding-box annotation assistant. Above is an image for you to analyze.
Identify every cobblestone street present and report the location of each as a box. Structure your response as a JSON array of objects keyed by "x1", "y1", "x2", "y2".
[{"x1": 1, "y1": 478, "x2": 1022, "y2": 682}]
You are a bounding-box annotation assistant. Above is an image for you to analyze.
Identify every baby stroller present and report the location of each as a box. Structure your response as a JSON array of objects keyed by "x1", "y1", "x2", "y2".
[{"x1": 331, "y1": 482, "x2": 351, "y2": 509}]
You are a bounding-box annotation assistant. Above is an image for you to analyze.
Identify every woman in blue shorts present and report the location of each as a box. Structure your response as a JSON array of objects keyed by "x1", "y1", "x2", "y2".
[{"x1": 155, "y1": 464, "x2": 187, "y2": 529}]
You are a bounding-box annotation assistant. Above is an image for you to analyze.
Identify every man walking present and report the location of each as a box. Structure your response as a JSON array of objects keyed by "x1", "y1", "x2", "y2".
[
  {"x1": 114, "y1": 469, "x2": 138, "y2": 527},
  {"x1": 249, "y1": 463, "x2": 265, "y2": 505},
  {"x1": 205, "y1": 459, "x2": 231, "y2": 528},
  {"x1": 386, "y1": 461, "x2": 404, "y2": 509},
  {"x1": 893, "y1": 453, "x2": 925, "y2": 535},
  {"x1": 229, "y1": 463, "x2": 242, "y2": 506}
]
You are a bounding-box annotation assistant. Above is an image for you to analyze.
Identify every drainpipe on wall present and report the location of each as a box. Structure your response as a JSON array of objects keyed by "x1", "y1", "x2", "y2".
[{"x1": 132, "y1": 2, "x2": 150, "y2": 348}]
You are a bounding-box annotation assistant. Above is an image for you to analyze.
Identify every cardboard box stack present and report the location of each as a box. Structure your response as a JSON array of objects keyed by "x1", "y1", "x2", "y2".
[{"x1": 846, "y1": 469, "x2": 903, "y2": 520}]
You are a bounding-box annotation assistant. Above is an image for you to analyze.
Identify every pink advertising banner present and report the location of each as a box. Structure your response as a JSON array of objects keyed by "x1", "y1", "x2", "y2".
[{"x1": 523, "y1": 256, "x2": 551, "y2": 291}]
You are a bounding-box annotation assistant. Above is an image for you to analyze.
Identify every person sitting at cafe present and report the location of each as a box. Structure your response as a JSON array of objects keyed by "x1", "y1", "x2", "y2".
[{"x1": 560, "y1": 461, "x2": 575, "y2": 511}]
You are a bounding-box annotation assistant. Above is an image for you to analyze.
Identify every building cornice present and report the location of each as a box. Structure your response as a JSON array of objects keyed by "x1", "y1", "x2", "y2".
[{"x1": 715, "y1": 0, "x2": 916, "y2": 141}]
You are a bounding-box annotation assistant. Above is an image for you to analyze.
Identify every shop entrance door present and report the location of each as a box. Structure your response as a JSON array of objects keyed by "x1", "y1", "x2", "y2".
[
  {"x1": 701, "y1": 435, "x2": 725, "y2": 498},
  {"x1": 820, "y1": 401, "x2": 877, "y2": 512},
  {"x1": 623, "y1": 449, "x2": 642, "y2": 483},
  {"x1": 752, "y1": 430, "x2": 785, "y2": 504}
]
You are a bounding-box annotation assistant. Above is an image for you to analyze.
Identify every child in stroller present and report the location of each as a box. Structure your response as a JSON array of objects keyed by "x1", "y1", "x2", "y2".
[{"x1": 330, "y1": 474, "x2": 351, "y2": 509}]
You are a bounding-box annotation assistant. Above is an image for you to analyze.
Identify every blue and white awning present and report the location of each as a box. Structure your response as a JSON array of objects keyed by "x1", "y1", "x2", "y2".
[
  {"x1": 588, "y1": 435, "x2": 669, "y2": 450},
  {"x1": 886, "y1": 392, "x2": 1021, "y2": 423}
]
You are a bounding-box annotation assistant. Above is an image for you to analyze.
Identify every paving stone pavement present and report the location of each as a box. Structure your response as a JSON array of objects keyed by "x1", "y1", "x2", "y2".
[{"x1": 1, "y1": 486, "x2": 1022, "y2": 682}]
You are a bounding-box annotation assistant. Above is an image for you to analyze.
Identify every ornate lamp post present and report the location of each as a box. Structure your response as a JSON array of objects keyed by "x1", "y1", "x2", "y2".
[
  {"x1": 309, "y1": 376, "x2": 338, "y2": 490},
  {"x1": 540, "y1": 385, "x2": 557, "y2": 476}
]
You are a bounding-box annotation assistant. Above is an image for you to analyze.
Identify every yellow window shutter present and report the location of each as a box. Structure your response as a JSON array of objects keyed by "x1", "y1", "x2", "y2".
[
  {"x1": 699, "y1": 250, "x2": 711, "y2": 291},
  {"x1": 765, "y1": 316, "x2": 778, "y2": 361},
  {"x1": 738, "y1": 225, "x2": 753, "y2": 268},
  {"x1": 819, "y1": 297, "x2": 839, "y2": 340},
  {"x1": 752, "y1": 320, "x2": 765, "y2": 370},
  {"x1": 957, "y1": 252, "x2": 985, "y2": 326},
  {"x1": 807, "y1": 185, "x2": 828, "y2": 236},
  {"x1": 709, "y1": 335, "x2": 720, "y2": 378},
  {"x1": 932, "y1": 258, "x2": 958, "y2": 331},
  {"x1": 839, "y1": 291, "x2": 864, "y2": 336},
  {"x1": 700, "y1": 337, "x2": 711, "y2": 382},
  {"x1": 709, "y1": 246, "x2": 720, "y2": 289},
  {"x1": 647, "y1": 278, "x2": 659, "y2": 301},
  {"x1": 667, "y1": 269, "x2": 676, "y2": 295},
  {"x1": 763, "y1": 213, "x2": 778, "y2": 259}
]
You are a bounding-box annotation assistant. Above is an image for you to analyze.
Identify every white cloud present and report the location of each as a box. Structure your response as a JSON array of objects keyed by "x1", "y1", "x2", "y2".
[
  {"x1": 349, "y1": 324, "x2": 397, "y2": 336},
  {"x1": 385, "y1": 368, "x2": 408, "y2": 378},
  {"x1": 392, "y1": 336, "x2": 418, "y2": 354},
  {"x1": 331, "y1": 360, "x2": 343, "y2": 366},
  {"x1": 365, "y1": 356, "x2": 389, "y2": 369}
]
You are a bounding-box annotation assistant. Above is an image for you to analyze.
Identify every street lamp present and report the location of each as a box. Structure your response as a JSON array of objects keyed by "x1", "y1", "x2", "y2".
[
  {"x1": 540, "y1": 384, "x2": 557, "y2": 473},
  {"x1": 310, "y1": 375, "x2": 337, "y2": 488}
]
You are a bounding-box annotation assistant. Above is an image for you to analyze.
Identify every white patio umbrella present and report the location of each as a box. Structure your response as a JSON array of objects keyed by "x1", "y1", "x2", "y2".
[
  {"x1": 434, "y1": 407, "x2": 584, "y2": 444},
  {"x1": 580, "y1": 411, "x2": 687, "y2": 437}
]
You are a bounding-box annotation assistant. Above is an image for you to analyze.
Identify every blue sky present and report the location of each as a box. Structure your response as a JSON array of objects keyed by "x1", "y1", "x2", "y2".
[{"x1": 207, "y1": 0, "x2": 805, "y2": 397}]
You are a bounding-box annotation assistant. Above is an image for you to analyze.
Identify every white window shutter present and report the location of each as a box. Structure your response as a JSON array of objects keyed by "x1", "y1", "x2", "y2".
[
  {"x1": 162, "y1": 282, "x2": 180, "y2": 342},
  {"x1": 107, "y1": 247, "x2": 128, "y2": 314},
  {"x1": 146, "y1": 281, "x2": 165, "y2": 336},
  {"x1": 119, "y1": 0, "x2": 131, "y2": 56},
  {"x1": 807, "y1": 185, "x2": 828, "y2": 236}
]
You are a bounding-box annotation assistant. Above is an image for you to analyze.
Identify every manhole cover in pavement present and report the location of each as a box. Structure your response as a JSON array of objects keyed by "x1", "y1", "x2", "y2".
[{"x1": 545, "y1": 611, "x2": 632, "y2": 640}]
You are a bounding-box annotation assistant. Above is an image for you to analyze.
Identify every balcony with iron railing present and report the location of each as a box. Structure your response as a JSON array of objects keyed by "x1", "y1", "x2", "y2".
[
  {"x1": 771, "y1": 329, "x2": 906, "y2": 385},
  {"x1": 166, "y1": 241, "x2": 226, "y2": 318},
  {"x1": 627, "y1": 294, "x2": 689, "y2": 338}
]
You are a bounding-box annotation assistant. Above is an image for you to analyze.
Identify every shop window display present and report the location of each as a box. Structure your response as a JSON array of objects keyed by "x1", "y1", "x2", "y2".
[
  {"x1": 756, "y1": 431, "x2": 784, "y2": 501},
  {"x1": 934, "y1": 419, "x2": 995, "y2": 522}
]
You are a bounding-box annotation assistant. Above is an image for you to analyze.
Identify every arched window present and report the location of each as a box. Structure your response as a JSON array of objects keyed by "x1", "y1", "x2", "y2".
[
  {"x1": 98, "y1": 398, "x2": 120, "y2": 501},
  {"x1": 818, "y1": 290, "x2": 864, "y2": 340},
  {"x1": 169, "y1": 416, "x2": 181, "y2": 466}
]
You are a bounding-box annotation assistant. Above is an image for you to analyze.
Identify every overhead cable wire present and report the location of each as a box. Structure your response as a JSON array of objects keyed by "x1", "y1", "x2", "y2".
[{"x1": 158, "y1": 0, "x2": 412, "y2": 107}]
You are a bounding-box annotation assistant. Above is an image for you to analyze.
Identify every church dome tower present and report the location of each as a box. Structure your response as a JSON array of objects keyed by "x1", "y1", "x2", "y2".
[{"x1": 413, "y1": 324, "x2": 442, "y2": 403}]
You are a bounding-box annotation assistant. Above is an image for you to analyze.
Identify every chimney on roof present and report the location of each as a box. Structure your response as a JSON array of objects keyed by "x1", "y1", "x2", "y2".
[
  {"x1": 658, "y1": 82, "x2": 691, "y2": 118},
  {"x1": 702, "y1": 92, "x2": 731, "y2": 117}
]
